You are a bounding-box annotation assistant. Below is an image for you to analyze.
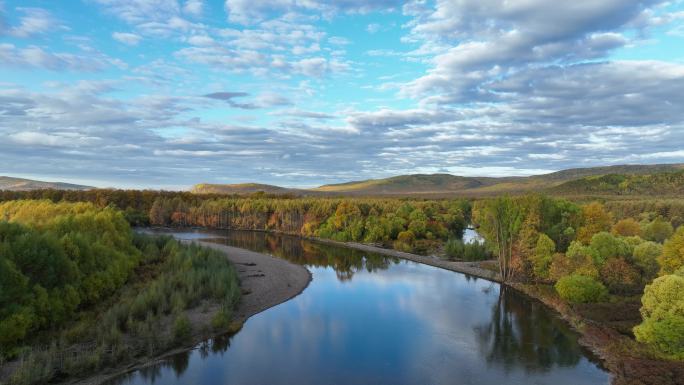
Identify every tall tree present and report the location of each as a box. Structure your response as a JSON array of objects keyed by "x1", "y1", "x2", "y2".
[{"x1": 479, "y1": 196, "x2": 523, "y2": 282}]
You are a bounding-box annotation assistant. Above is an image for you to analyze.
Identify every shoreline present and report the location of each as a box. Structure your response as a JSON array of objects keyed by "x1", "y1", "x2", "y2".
[
  {"x1": 65, "y1": 239, "x2": 312, "y2": 385},
  {"x1": 191, "y1": 240, "x2": 312, "y2": 325},
  {"x1": 309, "y1": 236, "x2": 502, "y2": 282}
]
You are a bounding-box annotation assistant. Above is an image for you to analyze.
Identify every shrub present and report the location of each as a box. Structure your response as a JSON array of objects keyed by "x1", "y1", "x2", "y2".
[
  {"x1": 555, "y1": 274, "x2": 608, "y2": 303},
  {"x1": 445, "y1": 239, "x2": 464, "y2": 260},
  {"x1": 633, "y1": 273, "x2": 684, "y2": 358},
  {"x1": 393, "y1": 230, "x2": 415, "y2": 252},
  {"x1": 462, "y1": 242, "x2": 490, "y2": 261},
  {"x1": 444, "y1": 239, "x2": 490, "y2": 261},
  {"x1": 211, "y1": 308, "x2": 232, "y2": 330},
  {"x1": 173, "y1": 314, "x2": 192, "y2": 343}
]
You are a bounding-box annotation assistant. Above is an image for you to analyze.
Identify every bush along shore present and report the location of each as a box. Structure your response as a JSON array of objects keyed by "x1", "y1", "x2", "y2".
[{"x1": 0, "y1": 201, "x2": 241, "y2": 385}]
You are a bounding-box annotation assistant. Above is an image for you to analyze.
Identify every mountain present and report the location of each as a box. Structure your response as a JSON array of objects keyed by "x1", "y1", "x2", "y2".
[
  {"x1": 192, "y1": 163, "x2": 684, "y2": 197},
  {"x1": 0, "y1": 176, "x2": 93, "y2": 191}
]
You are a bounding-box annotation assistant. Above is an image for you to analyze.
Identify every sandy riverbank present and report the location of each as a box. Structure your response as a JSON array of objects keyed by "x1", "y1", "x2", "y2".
[
  {"x1": 192, "y1": 240, "x2": 312, "y2": 323},
  {"x1": 64, "y1": 240, "x2": 311, "y2": 385}
]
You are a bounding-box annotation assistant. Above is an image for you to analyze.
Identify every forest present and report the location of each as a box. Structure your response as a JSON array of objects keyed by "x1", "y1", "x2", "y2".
[
  {"x1": 0, "y1": 200, "x2": 240, "y2": 385},
  {"x1": 1, "y1": 190, "x2": 683, "y2": 368}
]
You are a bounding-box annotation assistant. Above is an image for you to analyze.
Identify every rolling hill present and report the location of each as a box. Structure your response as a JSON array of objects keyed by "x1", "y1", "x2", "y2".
[
  {"x1": 549, "y1": 170, "x2": 684, "y2": 196},
  {"x1": 191, "y1": 183, "x2": 304, "y2": 195},
  {"x1": 0, "y1": 176, "x2": 93, "y2": 191},
  {"x1": 191, "y1": 163, "x2": 684, "y2": 197}
]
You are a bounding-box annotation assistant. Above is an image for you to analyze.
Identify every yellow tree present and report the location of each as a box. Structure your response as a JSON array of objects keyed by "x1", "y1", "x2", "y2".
[
  {"x1": 659, "y1": 226, "x2": 684, "y2": 275},
  {"x1": 577, "y1": 202, "x2": 612, "y2": 244}
]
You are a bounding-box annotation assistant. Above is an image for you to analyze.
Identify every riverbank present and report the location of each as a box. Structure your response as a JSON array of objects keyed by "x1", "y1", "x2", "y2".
[
  {"x1": 513, "y1": 284, "x2": 684, "y2": 385},
  {"x1": 311, "y1": 236, "x2": 501, "y2": 282},
  {"x1": 62, "y1": 240, "x2": 311, "y2": 385},
  {"x1": 309, "y1": 236, "x2": 683, "y2": 385},
  {"x1": 191, "y1": 240, "x2": 312, "y2": 324}
]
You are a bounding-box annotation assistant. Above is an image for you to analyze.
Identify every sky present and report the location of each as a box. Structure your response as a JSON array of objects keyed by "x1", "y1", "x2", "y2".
[{"x1": 1, "y1": 0, "x2": 684, "y2": 189}]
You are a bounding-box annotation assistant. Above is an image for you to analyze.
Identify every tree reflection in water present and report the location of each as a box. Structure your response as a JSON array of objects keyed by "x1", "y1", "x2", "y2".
[
  {"x1": 205, "y1": 230, "x2": 399, "y2": 282},
  {"x1": 105, "y1": 334, "x2": 234, "y2": 385},
  {"x1": 475, "y1": 286, "x2": 583, "y2": 373}
]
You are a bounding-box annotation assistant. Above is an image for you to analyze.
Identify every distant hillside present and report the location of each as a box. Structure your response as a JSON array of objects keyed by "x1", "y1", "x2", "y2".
[
  {"x1": 191, "y1": 183, "x2": 305, "y2": 195},
  {"x1": 549, "y1": 171, "x2": 684, "y2": 196},
  {"x1": 193, "y1": 163, "x2": 684, "y2": 197},
  {"x1": 315, "y1": 174, "x2": 494, "y2": 194},
  {"x1": 530, "y1": 163, "x2": 684, "y2": 182},
  {"x1": 0, "y1": 176, "x2": 93, "y2": 191}
]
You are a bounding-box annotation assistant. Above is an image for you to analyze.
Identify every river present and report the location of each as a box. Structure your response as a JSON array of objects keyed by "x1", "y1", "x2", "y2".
[{"x1": 109, "y1": 229, "x2": 609, "y2": 385}]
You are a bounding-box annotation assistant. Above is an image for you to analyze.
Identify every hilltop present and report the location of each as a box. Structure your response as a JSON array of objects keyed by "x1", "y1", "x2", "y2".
[
  {"x1": 0, "y1": 176, "x2": 93, "y2": 191},
  {"x1": 191, "y1": 183, "x2": 303, "y2": 195}
]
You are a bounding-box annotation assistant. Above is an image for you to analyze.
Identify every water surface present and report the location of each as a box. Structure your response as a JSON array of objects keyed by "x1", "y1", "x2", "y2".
[{"x1": 113, "y1": 229, "x2": 609, "y2": 385}]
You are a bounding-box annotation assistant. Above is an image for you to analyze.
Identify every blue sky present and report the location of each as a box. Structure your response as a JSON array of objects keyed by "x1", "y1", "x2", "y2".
[{"x1": 1, "y1": 0, "x2": 684, "y2": 189}]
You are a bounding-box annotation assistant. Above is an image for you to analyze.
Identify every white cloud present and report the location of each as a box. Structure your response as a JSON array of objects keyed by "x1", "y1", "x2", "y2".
[
  {"x1": 93, "y1": 0, "x2": 181, "y2": 24},
  {"x1": 186, "y1": 34, "x2": 214, "y2": 46},
  {"x1": 0, "y1": 44, "x2": 114, "y2": 71},
  {"x1": 366, "y1": 23, "x2": 380, "y2": 33},
  {"x1": 223, "y1": 0, "x2": 402, "y2": 24},
  {"x1": 9, "y1": 131, "x2": 99, "y2": 147},
  {"x1": 4, "y1": 7, "x2": 63, "y2": 37},
  {"x1": 183, "y1": 0, "x2": 203, "y2": 16},
  {"x1": 112, "y1": 32, "x2": 142, "y2": 45},
  {"x1": 401, "y1": 0, "x2": 665, "y2": 103}
]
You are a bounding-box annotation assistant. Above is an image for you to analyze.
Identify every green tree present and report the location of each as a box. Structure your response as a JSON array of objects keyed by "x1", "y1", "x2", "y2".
[
  {"x1": 589, "y1": 232, "x2": 631, "y2": 265},
  {"x1": 555, "y1": 274, "x2": 607, "y2": 303},
  {"x1": 477, "y1": 197, "x2": 523, "y2": 282},
  {"x1": 633, "y1": 241, "x2": 663, "y2": 280},
  {"x1": 643, "y1": 217, "x2": 674, "y2": 243},
  {"x1": 633, "y1": 271, "x2": 684, "y2": 359},
  {"x1": 549, "y1": 241, "x2": 599, "y2": 281},
  {"x1": 532, "y1": 233, "x2": 555, "y2": 279}
]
